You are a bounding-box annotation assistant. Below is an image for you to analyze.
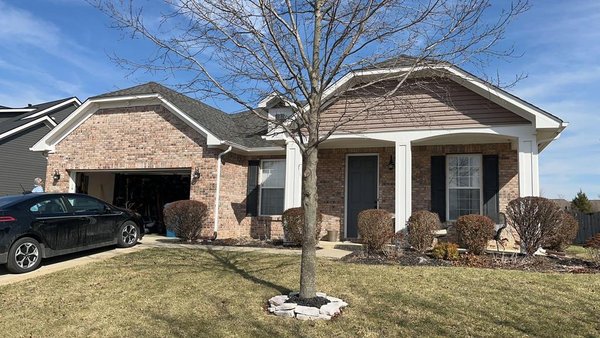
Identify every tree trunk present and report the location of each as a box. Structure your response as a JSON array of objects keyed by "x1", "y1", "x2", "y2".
[{"x1": 299, "y1": 146, "x2": 318, "y2": 299}]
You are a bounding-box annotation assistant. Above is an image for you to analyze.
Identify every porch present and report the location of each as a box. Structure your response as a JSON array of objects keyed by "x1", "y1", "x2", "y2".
[{"x1": 282, "y1": 125, "x2": 539, "y2": 240}]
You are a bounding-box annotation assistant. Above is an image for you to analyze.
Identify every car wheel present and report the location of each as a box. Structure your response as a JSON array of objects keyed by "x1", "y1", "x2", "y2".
[
  {"x1": 117, "y1": 221, "x2": 139, "y2": 248},
  {"x1": 7, "y1": 237, "x2": 42, "y2": 274}
]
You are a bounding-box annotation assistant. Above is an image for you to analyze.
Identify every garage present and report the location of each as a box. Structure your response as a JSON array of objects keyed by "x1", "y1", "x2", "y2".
[{"x1": 74, "y1": 169, "x2": 191, "y2": 233}]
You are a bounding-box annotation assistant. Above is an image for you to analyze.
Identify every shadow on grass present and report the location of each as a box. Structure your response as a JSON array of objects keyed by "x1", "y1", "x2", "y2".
[{"x1": 205, "y1": 249, "x2": 292, "y2": 295}]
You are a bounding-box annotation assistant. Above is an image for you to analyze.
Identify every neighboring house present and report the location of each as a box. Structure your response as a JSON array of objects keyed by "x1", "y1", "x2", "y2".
[
  {"x1": 31, "y1": 60, "x2": 566, "y2": 240},
  {"x1": 0, "y1": 98, "x2": 81, "y2": 195}
]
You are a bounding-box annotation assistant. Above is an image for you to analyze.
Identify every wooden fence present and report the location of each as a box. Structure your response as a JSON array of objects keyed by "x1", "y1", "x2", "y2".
[{"x1": 574, "y1": 212, "x2": 600, "y2": 244}]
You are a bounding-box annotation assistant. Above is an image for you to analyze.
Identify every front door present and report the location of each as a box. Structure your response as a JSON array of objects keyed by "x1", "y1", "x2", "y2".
[{"x1": 346, "y1": 155, "x2": 378, "y2": 238}]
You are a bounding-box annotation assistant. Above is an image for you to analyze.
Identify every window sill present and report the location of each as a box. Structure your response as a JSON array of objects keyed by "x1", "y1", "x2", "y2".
[{"x1": 256, "y1": 215, "x2": 282, "y2": 221}]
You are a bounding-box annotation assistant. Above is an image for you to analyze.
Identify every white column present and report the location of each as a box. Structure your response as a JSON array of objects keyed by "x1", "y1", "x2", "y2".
[
  {"x1": 284, "y1": 140, "x2": 303, "y2": 210},
  {"x1": 518, "y1": 138, "x2": 540, "y2": 197},
  {"x1": 395, "y1": 142, "x2": 412, "y2": 231}
]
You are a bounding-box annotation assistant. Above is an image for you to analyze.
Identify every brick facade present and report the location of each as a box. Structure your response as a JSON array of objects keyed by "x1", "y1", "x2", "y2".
[
  {"x1": 44, "y1": 104, "x2": 520, "y2": 241},
  {"x1": 411, "y1": 143, "x2": 519, "y2": 216}
]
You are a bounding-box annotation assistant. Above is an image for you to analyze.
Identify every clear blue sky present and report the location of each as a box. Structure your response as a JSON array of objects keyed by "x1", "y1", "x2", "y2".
[{"x1": 1, "y1": 0, "x2": 598, "y2": 200}]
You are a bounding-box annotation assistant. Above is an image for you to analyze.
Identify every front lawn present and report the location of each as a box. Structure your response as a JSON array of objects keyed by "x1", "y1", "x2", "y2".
[{"x1": 0, "y1": 248, "x2": 598, "y2": 337}]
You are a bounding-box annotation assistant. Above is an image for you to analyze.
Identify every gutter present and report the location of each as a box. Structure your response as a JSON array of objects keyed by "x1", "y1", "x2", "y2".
[{"x1": 213, "y1": 145, "x2": 233, "y2": 239}]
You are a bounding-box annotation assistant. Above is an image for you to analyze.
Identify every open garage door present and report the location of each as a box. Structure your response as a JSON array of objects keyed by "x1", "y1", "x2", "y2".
[{"x1": 75, "y1": 169, "x2": 191, "y2": 234}]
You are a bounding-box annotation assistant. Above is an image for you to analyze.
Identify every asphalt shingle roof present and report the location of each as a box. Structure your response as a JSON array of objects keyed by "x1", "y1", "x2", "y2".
[
  {"x1": 92, "y1": 82, "x2": 275, "y2": 148},
  {"x1": 0, "y1": 98, "x2": 76, "y2": 136}
]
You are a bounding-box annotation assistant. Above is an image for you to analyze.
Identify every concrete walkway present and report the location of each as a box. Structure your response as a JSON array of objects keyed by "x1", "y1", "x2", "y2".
[{"x1": 0, "y1": 235, "x2": 361, "y2": 286}]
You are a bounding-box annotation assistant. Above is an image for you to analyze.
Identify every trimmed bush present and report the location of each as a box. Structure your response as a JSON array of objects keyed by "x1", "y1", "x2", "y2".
[
  {"x1": 282, "y1": 207, "x2": 323, "y2": 245},
  {"x1": 455, "y1": 214, "x2": 495, "y2": 255},
  {"x1": 407, "y1": 210, "x2": 440, "y2": 252},
  {"x1": 544, "y1": 211, "x2": 579, "y2": 252},
  {"x1": 584, "y1": 234, "x2": 600, "y2": 264},
  {"x1": 506, "y1": 197, "x2": 563, "y2": 255},
  {"x1": 163, "y1": 200, "x2": 209, "y2": 242},
  {"x1": 431, "y1": 242, "x2": 460, "y2": 261},
  {"x1": 357, "y1": 209, "x2": 394, "y2": 254}
]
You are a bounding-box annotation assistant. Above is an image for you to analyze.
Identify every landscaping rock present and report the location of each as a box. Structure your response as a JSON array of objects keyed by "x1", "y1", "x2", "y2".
[
  {"x1": 318, "y1": 314, "x2": 332, "y2": 320},
  {"x1": 269, "y1": 295, "x2": 288, "y2": 306},
  {"x1": 296, "y1": 314, "x2": 317, "y2": 321},
  {"x1": 417, "y1": 257, "x2": 428, "y2": 264},
  {"x1": 295, "y1": 305, "x2": 320, "y2": 317},
  {"x1": 268, "y1": 292, "x2": 347, "y2": 321},
  {"x1": 274, "y1": 309, "x2": 295, "y2": 318},
  {"x1": 275, "y1": 303, "x2": 297, "y2": 311},
  {"x1": 319, "y1": 303, "x2": 341, "y2": 316}
]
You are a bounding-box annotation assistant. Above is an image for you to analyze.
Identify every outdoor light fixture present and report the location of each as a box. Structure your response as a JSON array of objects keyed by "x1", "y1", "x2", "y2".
[
  {"x1": 52, "y1": 169, "x2": 61, "y2": 181},
  {"x1": 387, "y1": 155, "x2": 395, "y2": 170},
  {"x1": 193, "y1": 167, "x2": 201, "y2": 180}
]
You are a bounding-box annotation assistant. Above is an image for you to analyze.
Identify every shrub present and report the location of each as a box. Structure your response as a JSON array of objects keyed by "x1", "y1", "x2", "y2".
[
  {"x1": 431, "y1": 242, "x2": 459, "y2": 261},
  {"x1": 282, "y1": 207, "x2": 323, "y2": 245},
  {"x1": 163, "y1": 200, "x2": 209, "y2": 242},
  {"x1": 544, "y1": 212, "x2": 579, "y2": 251},
  {"x1": 357, "y1": 209, "x2": 394, "y2": 254},
  {"x1": 455, "y1": 214, "x2": 495, "y2": 255},
  {"x1": 407, "y1": 210, "x2": 440, "y2": 252},
  {"x1": 584, "y1": 234, "x2": 600, "y2": 264},
  {"x1": 506, "y1": 197, "x2": 563, "y2": 255}
]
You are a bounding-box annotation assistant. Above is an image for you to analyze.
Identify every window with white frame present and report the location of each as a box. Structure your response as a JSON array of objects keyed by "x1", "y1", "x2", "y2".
[
  {"x1": 447, "y1": 154, "x2": 482, "y2": 220},
  {"x1": 259, "y1": 159, "x2": 286, "y2": 215}
]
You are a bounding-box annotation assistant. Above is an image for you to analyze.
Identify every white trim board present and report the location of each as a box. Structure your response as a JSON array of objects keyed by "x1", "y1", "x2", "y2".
[
  {"x1": 30, "y1": 94, "x2": 225, "y2": 152},
  {"x1": 0, "y1": 116, "x2": 57, "y2": 141},
  {"x1": 21, "y1": 98, "x2": 81, "y2": 120}
]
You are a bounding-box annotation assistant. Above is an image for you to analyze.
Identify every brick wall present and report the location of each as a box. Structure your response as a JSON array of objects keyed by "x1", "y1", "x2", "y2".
[
  {"x1": 411, "y1": 143, "x2": 519, "y2": 216},
  {"x1": 317, "y1": 147, "x2": 395, "y2": 239},
  {"x1": 44, "y1": 105, "x2": 257, "y2": 238}
]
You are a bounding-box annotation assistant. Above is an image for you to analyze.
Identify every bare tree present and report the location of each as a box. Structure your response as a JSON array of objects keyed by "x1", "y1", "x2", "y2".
[{"x1": 92, "y1": 0, "x2": 527, "y2": 299}]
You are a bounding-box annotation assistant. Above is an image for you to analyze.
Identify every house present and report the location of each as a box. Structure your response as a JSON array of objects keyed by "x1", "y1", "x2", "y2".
[
  {"x1": 0, "y1": 98, "x2": 81, "y2": 195},
  {"x1": 30, "y1": 60, "x2": 566, "y2": 240}
]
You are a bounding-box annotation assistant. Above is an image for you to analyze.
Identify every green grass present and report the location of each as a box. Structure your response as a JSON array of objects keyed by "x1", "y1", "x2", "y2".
[
  {"x1": 565, "y1": 245, "x2": 590, "y2": 259},
  {"x1": 1, "y1": 248, "x2": 599, "y2": 337}
]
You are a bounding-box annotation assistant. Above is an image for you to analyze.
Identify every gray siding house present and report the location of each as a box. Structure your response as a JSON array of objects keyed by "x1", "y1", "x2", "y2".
[{"x1": 0, "y1": 98, "x2": 80, "y2": 195}]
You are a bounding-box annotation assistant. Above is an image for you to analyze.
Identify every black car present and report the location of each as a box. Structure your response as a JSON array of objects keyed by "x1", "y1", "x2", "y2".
[{"x1": 0, "y1": 193, "x2": 144, "y2": 273}]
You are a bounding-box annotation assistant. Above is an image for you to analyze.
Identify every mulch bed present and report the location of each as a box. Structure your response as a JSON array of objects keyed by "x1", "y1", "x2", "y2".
[
  {"x1": 192, "y1": 237, "x2": 322, "y2": 250},
  {"x1": 285, "y1": 295, "x2": 330, "y2": 308},
  {"x1": 342, "y1": 249, "x2": 600, "y2": 273}
]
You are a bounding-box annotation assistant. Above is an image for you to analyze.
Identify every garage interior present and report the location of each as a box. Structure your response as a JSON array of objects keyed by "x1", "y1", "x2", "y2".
[{"x1": 75, "y1": 170, "x2": 191, "y2": 233}]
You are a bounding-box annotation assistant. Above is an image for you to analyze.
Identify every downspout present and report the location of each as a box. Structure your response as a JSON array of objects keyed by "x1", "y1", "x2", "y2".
[{"x1": 213, "y1": 145, "x2": 233, "y2": 240}]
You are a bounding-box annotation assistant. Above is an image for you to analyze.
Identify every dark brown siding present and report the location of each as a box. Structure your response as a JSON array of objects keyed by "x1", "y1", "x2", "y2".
[{"x1": 320, "y1": 78, "x2": 530, "y2": 132}]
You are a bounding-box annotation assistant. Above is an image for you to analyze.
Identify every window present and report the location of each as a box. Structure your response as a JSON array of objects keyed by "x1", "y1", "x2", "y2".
[
  {"x1": 29, "y1": 197, "x2": 69, "y2": 215},
  {"x1": 66, "y1": 196, "x2": 105, "y2": 214},
  {"x1": 447, "y1": 154, "x2": 482, "y2": 221},
  {"x1": 259, "y1": 160, "x2": 285, "y2": 215}
]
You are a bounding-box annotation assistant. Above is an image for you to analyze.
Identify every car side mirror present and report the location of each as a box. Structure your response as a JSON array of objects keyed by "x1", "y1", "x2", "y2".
[{"x1": 103, "y1": 205, "x2": 113, "y2": 214}]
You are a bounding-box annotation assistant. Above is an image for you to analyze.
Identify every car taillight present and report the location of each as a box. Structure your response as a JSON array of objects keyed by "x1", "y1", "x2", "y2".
[{"x1": 0, "y1": 216, "x2": 16, "y2": 222}]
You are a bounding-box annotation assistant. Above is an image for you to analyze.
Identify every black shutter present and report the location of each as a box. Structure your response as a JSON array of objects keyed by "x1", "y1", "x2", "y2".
[
  {"x1": 431, "y1": 156, "x2": 446, "y2": 222},
  {"x1": 246, "y1": 160, "x2": 260, "y2": 216},
  {"x1": 483, "y1": 155, "x2": 500, "y2": 223}
]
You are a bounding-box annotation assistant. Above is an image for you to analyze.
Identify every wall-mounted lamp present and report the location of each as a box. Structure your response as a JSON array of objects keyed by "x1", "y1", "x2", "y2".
[
  {"x1": 52, "y1": 169, "x2": 61, "y2": 181},
  {"x1": 193, "y1": 167, "x2": 201, "y2": 180},
  {"x1": 387, "y1": 155, "x2": 395, "y2": 170}
]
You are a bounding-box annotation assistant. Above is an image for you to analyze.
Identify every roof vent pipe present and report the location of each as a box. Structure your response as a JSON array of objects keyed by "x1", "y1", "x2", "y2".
[{"x1": 213, "y1": 145, "x2": 232, "y2": 240}]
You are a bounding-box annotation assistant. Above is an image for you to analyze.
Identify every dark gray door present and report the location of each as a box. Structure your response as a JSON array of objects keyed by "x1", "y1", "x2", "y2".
[{"x1": 346, "y1": 155, "x2": 378, "y2": 238}]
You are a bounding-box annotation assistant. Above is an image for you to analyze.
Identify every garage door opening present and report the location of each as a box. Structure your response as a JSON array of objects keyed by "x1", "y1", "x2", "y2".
[{"x1": 75, "y1": 170, "x2": 191, "y2": 234}]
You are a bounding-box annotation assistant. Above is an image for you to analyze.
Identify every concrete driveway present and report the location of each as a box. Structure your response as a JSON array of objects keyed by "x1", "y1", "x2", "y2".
[{"x1": 0, "y1": 234, "x2": 359, "y2": 286}]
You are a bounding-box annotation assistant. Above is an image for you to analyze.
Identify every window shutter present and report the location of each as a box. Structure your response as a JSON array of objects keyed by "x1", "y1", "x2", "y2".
[
  {"x1": 431, "y1": 156, "x2": 446, "y2": 222},
  {"x1": 483, "y1": 155, "x2": 500, "y2": 223},
  {"x1": 246, "y1": 160, "x2": 260, "y2": 216}
]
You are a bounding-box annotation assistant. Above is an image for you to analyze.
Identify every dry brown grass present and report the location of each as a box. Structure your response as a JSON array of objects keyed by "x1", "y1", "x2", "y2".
[{"x1": 0, "y1": 248, "x2": 599, "y2": 337}]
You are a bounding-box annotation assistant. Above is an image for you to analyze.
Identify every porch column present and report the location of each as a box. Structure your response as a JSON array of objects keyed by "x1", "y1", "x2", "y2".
[
  {"x1": 395, "y1": 142, "x2": 412, "y2": 231},
  {"x1": 518, "y1": 138, "x2": 540, "y2": 197},
  {"x1": 284, "y1": 140, "x2": 303, "y2": 210}
]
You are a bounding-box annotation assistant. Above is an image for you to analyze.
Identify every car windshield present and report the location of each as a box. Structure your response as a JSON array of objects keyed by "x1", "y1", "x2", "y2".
[{"x1": 0, "y1": 195, "x2": 23, "y2": 208}]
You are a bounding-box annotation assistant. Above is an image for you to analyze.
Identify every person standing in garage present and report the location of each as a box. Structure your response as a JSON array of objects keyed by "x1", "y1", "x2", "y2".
[{"x1": 31, "y1": 177, "x2": 44, "y2": 193}]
